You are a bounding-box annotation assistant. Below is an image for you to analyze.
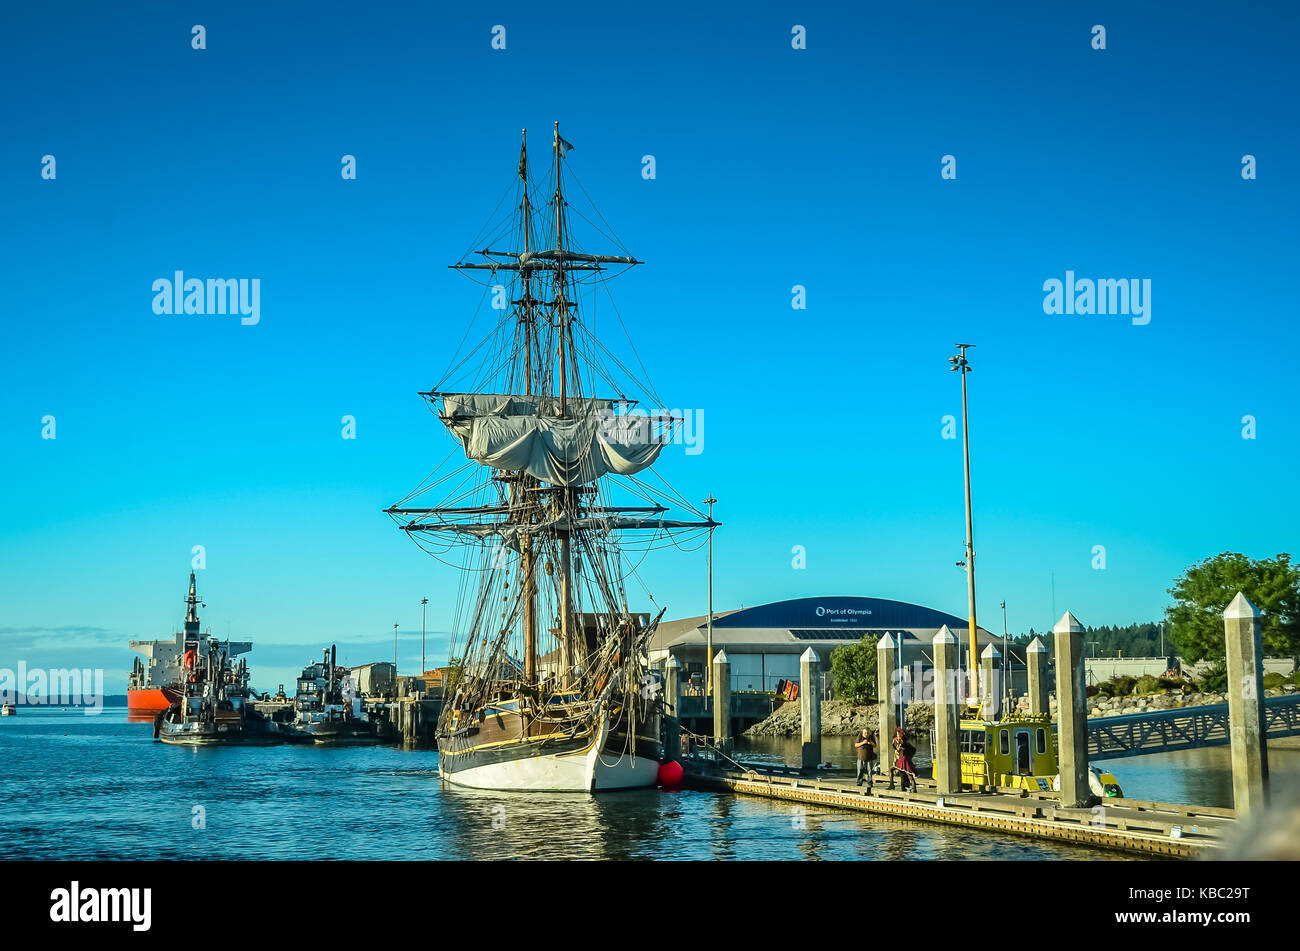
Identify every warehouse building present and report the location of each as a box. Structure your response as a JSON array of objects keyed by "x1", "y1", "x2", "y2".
[{"x1": 648, "y1": 595, "x2": 1012, "y2": 696}]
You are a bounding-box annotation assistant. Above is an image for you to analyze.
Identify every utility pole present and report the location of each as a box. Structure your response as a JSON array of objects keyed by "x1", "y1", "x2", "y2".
[
  {"x1": 950, "y1": 344, "x2": 979, "y2": 703},
  {"x1": 1001, "y1": 599, "x2": 1008, "y2": 702},
  {"x1": 421, "y1": 597, "x2": 428, "y2": 675},
  {"x1": 704, "y1": 494, "x2": 717, "y2": 695}
]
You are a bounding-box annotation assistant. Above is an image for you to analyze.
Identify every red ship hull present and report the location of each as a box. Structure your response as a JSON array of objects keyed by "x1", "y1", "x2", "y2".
[{"x1": 127, "y1": 686, "x2": 180, "y2": 716}]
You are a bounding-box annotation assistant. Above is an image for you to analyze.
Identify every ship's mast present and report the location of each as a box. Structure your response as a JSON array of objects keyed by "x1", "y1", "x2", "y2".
[
  {"x1": 553, "y1": 122, "x2": 575, "y2": 686},
  {"x1": 519, "y1": 128, "x2": 538, "y2": 684},
  {"x1": 388, "y1": 127, "x2": 725, "y2": 705},
  {"x1": 184, "y1": 571, "x2": 201, "y2": 637}
]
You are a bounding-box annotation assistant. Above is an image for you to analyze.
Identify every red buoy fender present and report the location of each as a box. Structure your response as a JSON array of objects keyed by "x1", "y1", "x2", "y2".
[{"x1": 658, "y1": 760, "x2": 684, "y2": 788}]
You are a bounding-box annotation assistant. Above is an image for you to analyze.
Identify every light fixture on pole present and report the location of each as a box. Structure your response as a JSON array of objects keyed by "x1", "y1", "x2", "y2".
[
  {"x1": 1001, "y1": 599, "x2": 1008, "y2": 703},
  {"x1": 421, "y1": 597, "x2": 429, "y2": 675},
  {"x1": 704, "y1": 494, "x2": 717, "y2": 696},
  {"x1": 949, "y1": 343, "x2": 979, "y2": 705},
  {"x1": 394, "y1": 622, "x2": 399, "y2": 672}
]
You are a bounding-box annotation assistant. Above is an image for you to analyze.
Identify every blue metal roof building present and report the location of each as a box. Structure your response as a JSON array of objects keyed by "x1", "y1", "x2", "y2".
[{"x1": 650, "y1": 595, "x2": 1003, "y2": 694}]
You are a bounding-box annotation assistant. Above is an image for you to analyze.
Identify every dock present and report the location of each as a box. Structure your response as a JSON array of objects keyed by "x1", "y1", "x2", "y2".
[
  {"x1": 248, "y1": 696, "x2": 441, "y2": 746},
  {"x1": 681, "y1": 758, "x2": 1234, "y2": 858},
  {"x1": 665, "y1": 593, "x2": 1281, "y2": 859}
]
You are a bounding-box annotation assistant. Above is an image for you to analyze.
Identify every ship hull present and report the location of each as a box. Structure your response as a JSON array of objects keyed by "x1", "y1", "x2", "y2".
[
  {"x1": 157, "y1": 716, "x2": 283, "y2": 746},
  {"x1": 128, "y1": 686, "x2": 180, "y2": 715},
  {"x1": 295, "y1": 720, "x2": 384, "y2": 745},
  {"x1": 437, "y1": 711, "x2": 661, "y2": 792}
]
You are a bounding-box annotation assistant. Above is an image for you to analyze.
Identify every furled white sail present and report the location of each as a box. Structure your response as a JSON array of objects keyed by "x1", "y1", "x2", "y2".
[{"x1": 438, "y1": 392, "x2": 666, "y2": 485}]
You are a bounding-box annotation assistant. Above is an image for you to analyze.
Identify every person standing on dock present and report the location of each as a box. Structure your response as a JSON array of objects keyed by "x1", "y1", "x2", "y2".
[
  {"x1": 854, "y1": 728, "x2": 877, "y2": 788},
  {"x1": 890, "y1": 727, "x2": 917, "y2": 792}
]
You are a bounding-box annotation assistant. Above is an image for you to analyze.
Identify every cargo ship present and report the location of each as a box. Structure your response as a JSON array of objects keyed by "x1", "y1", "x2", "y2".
[{"x1": 128, "y1": 572, "x2": 251, "y2": 718}]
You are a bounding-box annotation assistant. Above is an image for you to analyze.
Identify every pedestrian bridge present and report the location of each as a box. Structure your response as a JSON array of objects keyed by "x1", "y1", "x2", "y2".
[{"x1": 1089, "y1": 694, "x2": 1300, "y2": 760}]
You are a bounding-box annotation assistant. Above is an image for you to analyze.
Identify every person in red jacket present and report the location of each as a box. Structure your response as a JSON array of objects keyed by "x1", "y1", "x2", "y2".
[{"x1": 889, "y1": 726, "x2": 917, "y2": 792}]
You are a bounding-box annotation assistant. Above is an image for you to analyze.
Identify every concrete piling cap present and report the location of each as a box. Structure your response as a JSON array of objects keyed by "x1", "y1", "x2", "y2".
[
  {"x1": 1053, "y1": 611, "x2": 1084, "y2": 634},
  {"x1": 665, "y1": 655, "x2": 681, "y2": 668},
  {"x1": 1224, "y1": 591, "x2": 1260, "y2": 619},
  {"x1": 799, "y1": 647, "x2": 821, "y2": 663},
  {"x1": 933, "y1": 624, "x2": 957, "y2": 645},
  {"x1": 981, "y1": 643, "x2": 1000, "y2": 659},
  {"x1": 1026, "y1": 636, "x2": 1046, "y2": 652},
  {"x1": 712, "y1": 649, "x2": 729, "y2": 666}
]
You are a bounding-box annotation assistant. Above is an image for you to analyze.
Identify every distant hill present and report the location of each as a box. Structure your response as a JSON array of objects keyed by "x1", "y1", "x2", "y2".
[{"x1": 6, "y1": 694, "x2": 129, "y2": 708}]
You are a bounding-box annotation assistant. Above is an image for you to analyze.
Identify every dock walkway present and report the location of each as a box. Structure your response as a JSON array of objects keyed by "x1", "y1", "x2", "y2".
[{"x1": 682, "y1": 759, "x2": 1234, "y2": 858}]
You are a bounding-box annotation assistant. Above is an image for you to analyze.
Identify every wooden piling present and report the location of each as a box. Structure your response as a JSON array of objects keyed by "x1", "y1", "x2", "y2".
[
  {"x1": 712, "y1": 649, "x2": 731, "y2": 751},
  {"x1": 1224, "y1": 591, "x2": 1269, "y2": 814},
  {"x1": 1026, "y1": 636, "x2": 1050, "y2": 715},
  {"x1": 932, "y1": 626, "x2": 962, "y2": 794},
  {"x1": 800, "y1": 647, "x2": 821, "y2": 770},
  {"x1": 1054, "y1": 611, "x2": 1089, "y2": 807},
  {"x1": 877, "y1": 632, "x2": 899, "y2": 773}
]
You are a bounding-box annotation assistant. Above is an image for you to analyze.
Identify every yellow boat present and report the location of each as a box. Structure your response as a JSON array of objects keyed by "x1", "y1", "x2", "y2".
[{"x1": 958, "y1": 703, "x2": 1122, "y2": 798}]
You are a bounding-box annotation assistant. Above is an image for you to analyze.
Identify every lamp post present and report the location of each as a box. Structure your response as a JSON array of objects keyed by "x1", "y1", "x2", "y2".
[
  {"x1": 421, "y1": 597, "x2": 428, "y2": 675},
  {"x1": 394, "y1": 622, "x2": 399, "y2": 672},
  {"x1": 949, "y1": 343, "x2": 978, "y2": 703},
  {"x1": 1001, "y1": 599, "x2": 1008, "y2": 701},
  {"x1": 704, "y1": 494, "x2": 717, "y2": 695}
]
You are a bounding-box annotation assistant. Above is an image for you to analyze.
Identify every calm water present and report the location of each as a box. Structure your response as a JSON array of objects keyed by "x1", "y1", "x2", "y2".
[{"x1": 3, "y1": 710, "x2": 1290, "y2": 860}]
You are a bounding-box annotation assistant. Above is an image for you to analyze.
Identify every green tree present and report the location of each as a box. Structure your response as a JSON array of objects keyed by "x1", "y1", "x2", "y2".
[
  {"x1": 1166, "y1": 552, "x2": 1300, "y2": 662},
  {"x1": 830, "y1": 637, "x2": 877, "y2": 705}
]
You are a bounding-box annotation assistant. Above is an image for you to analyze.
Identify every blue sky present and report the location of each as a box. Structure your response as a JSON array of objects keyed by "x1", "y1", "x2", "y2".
[{"x1": 1, "y1": 1, "x2": 1297, "y2": 692}]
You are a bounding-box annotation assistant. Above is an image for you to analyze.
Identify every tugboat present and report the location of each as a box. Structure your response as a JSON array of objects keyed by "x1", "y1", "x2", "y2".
[
  {"x1": 155, "y1": 640, "x2": 279, "y2": 746},
  {"x1": 289, "y1": 646, "x2": 381, "y2": 744},
  {"x1": 1, "y1": 702, "x2": 16, "y2": 716},
  {"x1": 128, "y1": 572, "x2": 252, "y2": 719}
]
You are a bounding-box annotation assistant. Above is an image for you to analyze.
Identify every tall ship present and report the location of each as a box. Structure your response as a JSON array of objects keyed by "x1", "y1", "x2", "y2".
[
  {"x1": 128, "y1": 572, "x2": 251, "y2": 717},
  {"x1": 385, "y1": 125, "x2": 716, "y2": 791}
]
